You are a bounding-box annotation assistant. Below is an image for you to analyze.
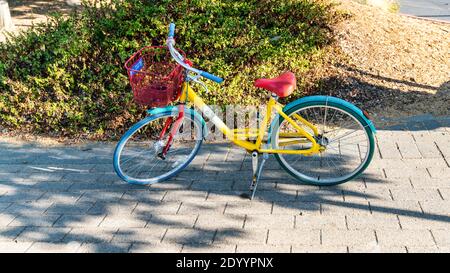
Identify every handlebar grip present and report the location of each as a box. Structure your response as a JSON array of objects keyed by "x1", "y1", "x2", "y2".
[
  {"x1": 200, "y1": 71, "x2": 224, "y2": 83},
  {"x1": 168, "y1": 23, "x2": 175, "y2": 38}
]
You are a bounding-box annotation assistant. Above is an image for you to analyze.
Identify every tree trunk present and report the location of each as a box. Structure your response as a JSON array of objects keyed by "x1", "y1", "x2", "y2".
[{"x1": 0, "y1": 0, "x2": 14, "y2": 29}]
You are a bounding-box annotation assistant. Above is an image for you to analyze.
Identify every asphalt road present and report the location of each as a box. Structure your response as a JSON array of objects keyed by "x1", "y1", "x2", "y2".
[{"x1": 398, "y1": 0, "x2": 450, "y2": 22}]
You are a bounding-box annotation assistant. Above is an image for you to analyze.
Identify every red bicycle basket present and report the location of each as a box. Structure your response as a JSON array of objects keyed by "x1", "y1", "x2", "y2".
[{"x1": 125, "y1": 46, "x2": 185, "y2": 107}]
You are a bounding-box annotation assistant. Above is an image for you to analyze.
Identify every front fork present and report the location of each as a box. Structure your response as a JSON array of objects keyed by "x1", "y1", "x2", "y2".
[{"x1": 157, "y1": 105, "x2": 185, "y2": 159}]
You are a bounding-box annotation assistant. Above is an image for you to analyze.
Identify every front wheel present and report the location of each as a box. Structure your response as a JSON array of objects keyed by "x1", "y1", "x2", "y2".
[
  {"x1": 113, "y1": 109, "x2": 203, "y2": 185},
  {"x1": 271, "y1": 98, "x2": 375, "y2": 186}
]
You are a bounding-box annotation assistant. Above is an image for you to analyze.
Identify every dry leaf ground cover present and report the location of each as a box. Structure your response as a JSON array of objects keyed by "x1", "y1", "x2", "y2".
[{"x1": 319, "y1": 0, "x2": 449, "y2": 119}]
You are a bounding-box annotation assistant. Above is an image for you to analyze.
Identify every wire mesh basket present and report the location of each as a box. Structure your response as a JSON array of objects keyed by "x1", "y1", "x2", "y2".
[{"x1": 125, "y1": 46, "x2": 186, "y2": 107}]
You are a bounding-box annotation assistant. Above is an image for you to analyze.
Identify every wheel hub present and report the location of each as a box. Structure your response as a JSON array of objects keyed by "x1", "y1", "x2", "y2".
[{"x1": 315, "y1": 135, "x2": 329, "y2": 147}]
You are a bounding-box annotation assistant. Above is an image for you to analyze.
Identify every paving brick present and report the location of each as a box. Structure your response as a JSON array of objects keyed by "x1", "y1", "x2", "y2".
[
  {"x1": 343, "y1": 188, "x2": 392, "y2": 202},
  {"x1": 9, "y1": 214, "x2": 61, "y2": 227},
  {"x1": 390, "y1": 188, "x2": 442, "y2": 201},
  {"x1": 364, "y1": 178, "x2": 412, "y2": 189},
  {"x1": 0, "y1": 191, "x2": 46, "y2": 202},
  {"x1": 376, "y1": 140, "x2": 401, "y2": 159},
  {"x1": 435, "y1": 138, "x2": 450, "y2": 159},
  {"x1": 21, "y1": 173, "x2": 65, "y2": 183},
  {"x1": 398, "y1": 215, "x2": 450, "y2": 230},
  {"x1": 291, "y1": 245, "x2": 347, "y2": 253},
  {"x1": 295, "y1": 215, "x2": 346, "y2": 230},
  {"x1": 322, "y1": 229, "x2": 376, "y2": 247},
  {"x1": 384, "y1": 168, "x2": 429, "y2": 179},
  {"x1": 406, "y1": 245, "x2": 449, "y2": 253},
  {"x1": 164, "y1": 228, "x2": 215, "y2": 245},
  {"x1": 431, "y1": 229, "x2": 450, "y2": 247},
  {"x1": 195, "y1": 214, "x2": 245, "y2": 229},
  {"x1": 414, "y1": 141, "x2": 442, "y2": 158},
  {"x1": 213, "y1": 228, "x2": 267, "y2": 245},
  {"x1": 112, "y1": 228, "x2": 166, "y2": 243},
  {"x1": 206, "y1": 191, "x2": 254, "y2": 202},
  {"x1": 62, "y1": 173, "x2": 102, "y2": 183},
  {"x1": 348, "y1": 244, "x2": 407, "y2": 253},
  {"x1": 121, "y1": 190, "x2": 166, "y2": 202},
  {"x1": 396, "y1": 140, "x2": 422, "y2": 159},
  {"x1": 177, "y1": 201, "x2": 225, "y2": 215},
  {"x1": 244, "y1": 215, "x2": 294, "y2": 229},
  {"x1": 146, "y1": 214, "x2": 197, "y2": 229},
  {"x1": 225, "y1": 201, "x2": 273, "y2": 215},
  {"x1": 271, "y1": 201, "x2": 320, "y2": 216},
  {"x1": 77, "y1": 243, "x2": 131, "y2": 253},
  {"x1": 77, "y1": 191, "x2": 125, "y2": 202},
  {"x1": 0, "y1": 227, "x2": 25, "y2": 241},
  {"x1": 371, "y1": 158, "x2": 448, "y2": 169},
  {"x1": 3, "y1": 201, "x2": 53, "y2": 214},
  {"x1": 38, "y1": 191, "x2": 83, "y2": 203},
  {"x1": 328, "y1": 180, "x2": 366, "y2": 191},
  {"x1": 162, "y1": 190, "x2": 207, "y2": 202},
  {"x1": 0, "y1": 241, "x2": 33, "y2": 253},
  {"x1": 88, "y1": 201, "x2": 138, "y2": 215},
  {"x1": 346, "y1": 215, "x2": 400, "y2": 230},
  {"x1": 15, "y1": 227, "x2": 71, "y2": 242},
  {"x1": 149, "y1": 180, "x2": 193, "y2": 190},
  {"x1": 129, "y1": 243, "x2": 182, "y2": 253},
  {"x1": 376, "y1": 230, "x2": 435, "y2": 247},
  {"x1": 252, "y1": 190, "x2": 298, "y2": 202},
  {"x1": 63, "y1": 228, "x2": 118, "y2": 243},
  {"x1": 54, "y1": 214, "x2": 105, "y2": 228},
  {"x1": 427, "y1": 167, "x2": 450, "y2": 179},
  {"x1": 45, "y1": 202, "x2": 95, "y2": 215},
  {"x1": 190, "y1": 180, "x2": 234, "y2": 191},
  {"x1": 183, "y1": 244, "x2": 237, "y2": 253},
  {"x1": 100, "y1": 214, "x2": 150, "y2": 228},
  {"x1": 321, "y1": 200, "x2": 372, "y2": 216},
  {"x1": 410, "y1": 177, "x2": 450, "y2": 189},
  {"x1": 236, "y1": 244, "x2": 290, "y2": 253},
  {"x1": 297, "y1": 189, "x2": 344, "y2": 202},
  {"x1": 369, "y1": 200, "x2": 423, "y2": 216},
  {"x1": 232, "y1": 179, "x2": 276, "y2": 191},
  {"x1": 133, "y1": 201, "x2": 181, "y2": 215},
  {"x1": 0, "y1": 214, "x2": 16, "y2": 227},
  {"x1": 32, "y1": 182, "x2": 74, "y2": 191},
  {"x1": 26, "y1": 242, "x2": 82, "y2": 253},
  {"x1": 268, "y1": 229, "x2": 319, "y2": 246},
  {"x1": 419, "y1": 200, "x2": 450, "y2": 216}
]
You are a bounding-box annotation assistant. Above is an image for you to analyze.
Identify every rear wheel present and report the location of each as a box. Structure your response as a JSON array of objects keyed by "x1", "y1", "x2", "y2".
[
  {"x1": 113, "y1": 111, "x2": 203, "y2": 185},
  {"x1": 271, "y1": 100, "x2": 375, "y2": 186}
]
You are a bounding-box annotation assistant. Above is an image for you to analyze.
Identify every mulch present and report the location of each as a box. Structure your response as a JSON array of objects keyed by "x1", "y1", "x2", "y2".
[{"x1": 317, "y1": 0, "x2": 449, "y2": 119}]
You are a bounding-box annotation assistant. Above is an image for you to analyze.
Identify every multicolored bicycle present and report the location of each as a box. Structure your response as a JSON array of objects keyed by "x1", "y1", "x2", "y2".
[{"x1": 113, "y1": 23, "x2": 376, "y2": 199}]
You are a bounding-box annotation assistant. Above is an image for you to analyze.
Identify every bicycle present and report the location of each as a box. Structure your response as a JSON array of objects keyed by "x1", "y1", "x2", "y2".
[{"x1": 113, "y1": 23, "x2": 377, "y2": 199}]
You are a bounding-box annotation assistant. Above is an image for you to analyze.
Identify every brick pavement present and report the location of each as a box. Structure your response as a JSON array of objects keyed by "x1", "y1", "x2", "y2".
[{"x1": 0, "y1": 115, "x2": 449, "y2": 253}]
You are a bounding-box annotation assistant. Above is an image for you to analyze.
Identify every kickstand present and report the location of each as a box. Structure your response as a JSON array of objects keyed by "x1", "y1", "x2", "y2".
[{"x1": 248, "y1": 151, "x2": 268, "y2": 200}]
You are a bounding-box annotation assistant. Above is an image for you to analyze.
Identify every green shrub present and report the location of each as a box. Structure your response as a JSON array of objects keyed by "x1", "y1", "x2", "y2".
[{"x1": 0, "y1": 0, "x2": 341, "y2": 139}]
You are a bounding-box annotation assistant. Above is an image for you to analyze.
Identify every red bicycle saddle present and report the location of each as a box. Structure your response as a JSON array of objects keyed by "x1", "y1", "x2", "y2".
[{"x1": 254, "y1": 72, "x2": 296, "y2": 98}]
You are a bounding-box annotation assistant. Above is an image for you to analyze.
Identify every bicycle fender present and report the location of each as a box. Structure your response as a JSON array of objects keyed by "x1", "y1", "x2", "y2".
[{"x1": 147, "y1": 106, "x2": 208, "y2": 138}]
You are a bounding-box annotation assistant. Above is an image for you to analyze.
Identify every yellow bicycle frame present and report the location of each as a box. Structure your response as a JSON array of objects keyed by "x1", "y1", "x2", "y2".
[{"x1": 179, "y1": 83, "x2": 322, "y2": 155}]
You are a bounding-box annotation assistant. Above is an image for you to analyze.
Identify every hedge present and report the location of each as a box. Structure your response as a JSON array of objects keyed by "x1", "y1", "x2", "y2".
[{"x1": 0, "y1": 0, "x2": 342, "y2": 139}]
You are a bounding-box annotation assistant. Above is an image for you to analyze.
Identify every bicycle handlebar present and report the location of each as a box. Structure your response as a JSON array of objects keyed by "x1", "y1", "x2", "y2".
[
  {"x1": 168, "y1": 23, "x2": 175, "y2": 38},
  {"x1": 167, "y1": 23, "x2": 223, "y2": 84}
]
